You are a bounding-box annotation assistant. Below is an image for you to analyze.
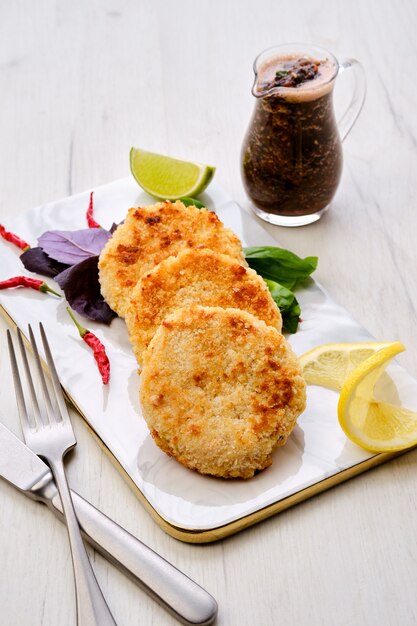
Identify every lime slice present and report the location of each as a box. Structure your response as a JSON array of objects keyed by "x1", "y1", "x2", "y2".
[
  {"x1": 337, "y1": 342, "x2": 417, "y2": 452},
  {"x1": 299, "y1": 341, "x2": 400, "y2": 391},
  {"x1": 130, "y1": 148, "x2": 215, "y2": 200}
]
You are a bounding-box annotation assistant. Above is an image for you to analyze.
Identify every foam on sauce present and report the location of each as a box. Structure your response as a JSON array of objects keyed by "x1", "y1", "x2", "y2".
[{"x1": 255, "y1": 53, "x2": 337, "y2": 101}]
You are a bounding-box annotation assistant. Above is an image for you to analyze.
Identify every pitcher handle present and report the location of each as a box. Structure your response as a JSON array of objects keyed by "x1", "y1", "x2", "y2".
[{"x1": 337, "y1": 58, "x2": 366, "y2": 142}]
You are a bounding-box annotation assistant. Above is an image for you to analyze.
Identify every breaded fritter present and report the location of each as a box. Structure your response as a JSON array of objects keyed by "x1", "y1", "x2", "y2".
[
  {"x1": 98, "y1": 201, "x2": 245, "y2": 317},
  {"x1": 140, "y1": 305, "x2": 306, "y2": 479},
  {"x1": 126, "y1": 248, "x2": 282, "y2": 365}
]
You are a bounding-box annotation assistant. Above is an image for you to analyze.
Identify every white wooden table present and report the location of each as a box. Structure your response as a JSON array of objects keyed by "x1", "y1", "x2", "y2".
[{"x1": 1, "y1": 1, "x2": 417, "y2": 624}]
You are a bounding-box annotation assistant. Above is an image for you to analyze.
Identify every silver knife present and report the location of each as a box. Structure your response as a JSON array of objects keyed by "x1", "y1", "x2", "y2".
[{"x1": 0, "y1": 422, "x2": 217, "y2": 626}]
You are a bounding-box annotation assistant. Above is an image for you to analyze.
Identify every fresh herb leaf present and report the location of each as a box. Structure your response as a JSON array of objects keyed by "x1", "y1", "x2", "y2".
[
  {"x1": 275, "y1": 70, "x2": 289, "y2": 79},
  {"x1": 20, "y1": 246, "x2": 70, "y2": 278},
  {"x1": 264, "y1": 278, "x2": 301, "y2": 333},
  {"x1": 179, "y1": 197, "x2": 206, "y2": 209},
  {"x1": 244, "y1": 246, "x2": 317, "y2": 289},
  {"x1": 38, "y1": 228, "x2": 111, "y2": 265},
  {"x1": 55, "y1": 256, "x2": 116, "y2": 325},
  {"x1": 244, "y1": 246, "x2": 317, "y2": 333}
]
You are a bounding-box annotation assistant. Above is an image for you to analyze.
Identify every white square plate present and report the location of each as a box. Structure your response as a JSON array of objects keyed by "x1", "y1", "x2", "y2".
[{"x1": 1, "y1": 178, "x2": 416, "y2": 542}]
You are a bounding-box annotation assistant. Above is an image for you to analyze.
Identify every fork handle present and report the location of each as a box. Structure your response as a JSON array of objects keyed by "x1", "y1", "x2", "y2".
[
  {"x1": 49, "y1": 458, "x2": 118, "y2": 626},
  {"x1": 44, "y1": 487, "x2": 218, "y2": 626}
]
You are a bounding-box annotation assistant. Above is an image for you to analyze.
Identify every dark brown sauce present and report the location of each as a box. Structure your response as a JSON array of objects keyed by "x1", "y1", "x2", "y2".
[
  {"x1": 262, "y1": 57, "x2": 321, "y2": 90},
  {"x1": 241, "y1": 54, "x2": 342, "y2": 217}
]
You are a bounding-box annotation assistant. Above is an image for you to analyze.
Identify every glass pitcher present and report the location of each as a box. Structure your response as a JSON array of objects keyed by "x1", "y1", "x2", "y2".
[{"x1": 241, "y1": 44, "x2": 366, "y2": 226}]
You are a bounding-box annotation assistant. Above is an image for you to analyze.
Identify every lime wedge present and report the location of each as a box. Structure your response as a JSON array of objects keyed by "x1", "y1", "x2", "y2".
[{"x1": 130, "y1": 148, "x2": 215, "y2": 200}]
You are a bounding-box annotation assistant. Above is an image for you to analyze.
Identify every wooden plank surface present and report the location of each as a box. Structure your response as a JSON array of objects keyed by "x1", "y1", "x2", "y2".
[{"x1": 1, "y1": 1, "x2": 417, "y2": 624}]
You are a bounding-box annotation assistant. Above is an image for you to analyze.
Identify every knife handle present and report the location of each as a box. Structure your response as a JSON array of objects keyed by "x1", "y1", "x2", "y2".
[{"x1": 45, "y1": 487, "x2": 217, "y2": 626}]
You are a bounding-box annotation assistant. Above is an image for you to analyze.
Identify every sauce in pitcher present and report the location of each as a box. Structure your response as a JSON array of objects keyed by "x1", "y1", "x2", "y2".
[{"x1": 241, "y1": 53, "x2": 343, "y2": 219}]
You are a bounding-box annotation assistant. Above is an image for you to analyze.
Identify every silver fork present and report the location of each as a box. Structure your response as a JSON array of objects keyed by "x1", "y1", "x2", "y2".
[{"x1": 7, "y1": 324, "x2": 118, "y2": 626}]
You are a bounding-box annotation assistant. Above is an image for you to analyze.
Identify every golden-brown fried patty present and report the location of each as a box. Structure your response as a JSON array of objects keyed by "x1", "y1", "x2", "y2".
[
  {"x1": 126, "y1": 248, "x2": 282, "y2": 365},
  {"x1": 98, "y1": 201, "x2": 245, "y2": 317},
  {"x1": 140, "y1": 305, "x2": 306, "y2": 478}
]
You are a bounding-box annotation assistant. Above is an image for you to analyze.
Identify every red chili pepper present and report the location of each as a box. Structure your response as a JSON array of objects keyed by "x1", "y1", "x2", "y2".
[
  {"x1": 0, "y1": 224, "x2": 30, "y2": 251},
  {"x1": 86, "y1": 192, "x2": 101, "y2": 229},
  {"x1": 0, "y1": 276, "x2": 61, "y2": 296},
  {"x1": 67, "y1": 307, "x2": 110, "y2": 384}
]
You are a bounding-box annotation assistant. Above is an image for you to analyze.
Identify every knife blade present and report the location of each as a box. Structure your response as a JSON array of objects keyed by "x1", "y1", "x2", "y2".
[
  {"x1": 0, "y1": 422, "x2": 52, "y2": 491},
  {"x1": 0, "y1": 422, "x2": 217, "y2": 626}
]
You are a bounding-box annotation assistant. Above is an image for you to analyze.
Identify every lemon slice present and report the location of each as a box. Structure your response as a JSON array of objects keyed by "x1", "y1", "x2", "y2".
[
  {"x1": 337, "y1": 342, "x2": 417, "y2": 452},
  {"x1": 299, "y1": 342, "x2": 400, "y2": 391},
  {"x1": 130, "y1": 148, "x2": 215, "y2": 200}
]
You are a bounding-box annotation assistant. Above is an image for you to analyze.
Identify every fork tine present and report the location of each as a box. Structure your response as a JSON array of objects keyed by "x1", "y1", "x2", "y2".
[
  {"x1": 6, "y1": 329, "x2": 34, "y2": 432},
  {"x1": 27, "y1": 324, "x2": 56, "y2": 425},
  {"x1": 15, "y1": 327, "x2": 47, "y2": 429},
  {"x1": 39, "y1": 322, "x2": 70, "y2": 423}
]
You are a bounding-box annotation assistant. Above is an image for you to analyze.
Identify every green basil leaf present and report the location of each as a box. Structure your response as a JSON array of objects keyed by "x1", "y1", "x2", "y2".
[
  {"x1": 179, "y1": 197, "x2": 206, "y2": 209},
  {"x1": 264, "y1": 278, "x2": 301, "y2": 334},
  {"x1": 244, "y1": 246, "x2": 318, "y2": 289}
]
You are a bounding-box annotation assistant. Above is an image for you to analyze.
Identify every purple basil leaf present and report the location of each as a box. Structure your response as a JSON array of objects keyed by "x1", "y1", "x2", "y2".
[
  {"x1": 38, "y1": 228, "x2": 111, "y2": 265},
  {"x1": 55, "y1": 255, "x2": 117, "y2": 325},
  {"x1": 20, "y1": 246, "x2": 70, "y2": 278},
  {"x1": 109, "y1": 222, "x2": 120, "y2": 234}
]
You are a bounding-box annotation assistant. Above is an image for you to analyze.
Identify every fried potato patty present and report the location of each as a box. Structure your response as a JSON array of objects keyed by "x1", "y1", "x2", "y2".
[
  {"x1": 98, "y1": 201, "x2": 245, "y2": 317},
  {"x1": 126, "y1": 248, "x2": 282, "y2": 365},
  {"x1": 140, "y1": 305, "x2": 306, "y2": 478}
]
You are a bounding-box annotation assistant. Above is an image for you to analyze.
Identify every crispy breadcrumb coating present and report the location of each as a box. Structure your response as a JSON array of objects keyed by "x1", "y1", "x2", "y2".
[
  {"x1": 126, "y1": 248, "x2": 282, "y2": 365},
  {"x1": 98, "y1": 201, "x2": 245, "y2": 317},
  {"x1": 140, "y1": 305, "x2": 305, "y2": 478}
]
